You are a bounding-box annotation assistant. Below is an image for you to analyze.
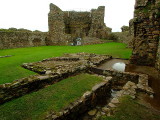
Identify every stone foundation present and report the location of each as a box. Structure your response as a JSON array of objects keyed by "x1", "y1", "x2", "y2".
[
  {"x1": 0, "y1": 57, "x2": 152, "y2": 105},
  {"x1": 22, "y1": 53, "x2": 112, "y2": 75},
  {"x1": 0, "y1": 53, "x2": 153, "y2": 112},
  {"x1": 0, "y1": 53, "x2": 111, "y2": 104}
]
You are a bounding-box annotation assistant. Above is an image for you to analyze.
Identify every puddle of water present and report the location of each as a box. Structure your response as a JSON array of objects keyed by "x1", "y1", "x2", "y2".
[
  {"x1": 112, "y1": 62, "x2": 126, "y2": 72},
  {"x1": 98, "y1": 59, "x2": 129, "y2": 72},
  {"x1": 111, "y1": 89, "x2": 118, "y2": 98}
]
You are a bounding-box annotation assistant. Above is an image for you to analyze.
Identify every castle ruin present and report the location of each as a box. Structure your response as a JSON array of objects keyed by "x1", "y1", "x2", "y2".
[
  {"x1": 48, "y1": 3, "x2": 109, "y2": 45},
  {"x1": 130, "y1": 0, "x2": 160, "y2": 70},
  {"x1": 0, "y1": 4, "x2": 110, "y2": 49}
]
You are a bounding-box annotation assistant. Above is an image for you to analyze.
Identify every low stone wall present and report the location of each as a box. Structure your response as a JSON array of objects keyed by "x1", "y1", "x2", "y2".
[
  {"x1": 0, "y1": 57, "x2": 154, "y2": 120},
  {"x1": 83, "y1": 37, "x2": 105, "y2": 45},
  {"x1": 45, "y1": 80, "x2": 111, "y2": 120},
  {"x1": 0, "y1": 31, "x2": 47, "y2": 49},
  {"x1": 113, "y1": 31, "x2": 133, "y2": 48},
  {"x1": 0, "y1": 70, "x2": 86, "y2": 104},
  {"x1": 45, "y1": 70, "x2": 153, "y2": 120},
  {"x1": 89, "y1": 67, "x2": 139, "y2": 88},
  {"x1": 89, "y1": 67, "x2": 153, "y2": 94},
  {"x1": 0, "y1": 52, "x2": 153, "y2": 108},
  {"x1": 156, "y1": 39, "x2": 160, "y2": 71},
  {"x1": 0, "y1": 53, "x2": 111, "y2": 104},
  {"x1": 0, "y1": 55, "x2": 13, "y2": 58}
]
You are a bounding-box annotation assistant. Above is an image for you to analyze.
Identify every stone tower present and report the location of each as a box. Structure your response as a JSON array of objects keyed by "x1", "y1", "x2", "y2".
[
  {"x1": 48, "y1": 3, "x2": 67, "y2": 45},
  {"x1": 88, "y1": 6, "x2": 107, "y2": 38}
]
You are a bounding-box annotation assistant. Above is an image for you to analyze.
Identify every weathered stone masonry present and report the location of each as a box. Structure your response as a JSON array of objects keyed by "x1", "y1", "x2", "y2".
[
  {"x1": 156, "y1": 38, "x2": 160, "y2": 70},
  {"x1": 0, "y1": 31, "x2": 47, "y2": 49},
  {"x1": 130, "y1": 0, "x2": 160, "y2": 70},
  {"x1": 0, "y1": 4, "x2": 109, "y2": 49},
  {"x1": 48, "y1": 3, "x2": 108, "y2": 45}
]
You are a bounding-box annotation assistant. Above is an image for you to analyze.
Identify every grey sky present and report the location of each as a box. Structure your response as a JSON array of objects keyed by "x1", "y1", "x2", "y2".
[{"x1": 0, "y1": 0, "x2": 135, "y2": 32}]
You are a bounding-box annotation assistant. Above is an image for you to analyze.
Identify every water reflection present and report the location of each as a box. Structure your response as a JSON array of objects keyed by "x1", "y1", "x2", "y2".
[
  {"x1": 112, "y1": 62, "x2": 126, "y2": 72},
  {"x1": 97, "y1": 59, "x2": 129, "y2": 71}
]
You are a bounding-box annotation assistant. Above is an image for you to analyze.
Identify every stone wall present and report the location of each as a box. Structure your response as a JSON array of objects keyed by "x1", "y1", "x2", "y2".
[
  {"x1": 113, "y1": 32, "x2": 133, "y2": 48},
  {"x1": 63, "y1": 11, "x2": 92, "y2": 38},
  {"x1": 0, "y1": 54, "x2": 153, "y2": 109},
  {"x1": 82, "y1": 37, "x2": 105, "y2": 45},
  {"x1": 45, "y1": 80, "x2": 111, "y2": 120},
  {"x1": 89, "y1": 67, "x2": 139, "y2": 88},
  {"x1": 130, "y1": 0, "x2": 160, "y2": 68},
  {"x1": 48, "y1": 4, "x2": 71, "y2": 45},
  {"x1": 0, "y1": 53, "x2": 111, "y2": 104},
  {"x1": 45, "y1": 67, "x2": 153, "y2": 120},
  {"x1": 110, "y1": 23, "x2": 134, "y2": 48},
  {"x1": 89, "y1": 67, "x2": 153, "y2": 94},
  {"x1": 0, "y1": 31, "x2": 47, "y2": 49},
  {"x1": 121, "y1": 26, "x2": 129, "y2": 32},
  {"x1": 48, "y1": 4, "x2": 109, "y2": 45},
  {"x1": 0, "y1": 4, "x2": 109, "y2": 49},
  {"x1": 129, "y1": 19, "x2": 134, "y2": 37},
  {"x1": 88, "y1": 6, "x2": 108, "y2": 39},
  {"x1": 156, "y1": 39, "x2": 160, "y2": 70}
]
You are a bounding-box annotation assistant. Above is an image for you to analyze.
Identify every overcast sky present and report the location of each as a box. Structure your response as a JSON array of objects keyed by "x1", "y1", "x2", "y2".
[{"x1": 0, "y1": 0, "x2": 135, "y2": 32}]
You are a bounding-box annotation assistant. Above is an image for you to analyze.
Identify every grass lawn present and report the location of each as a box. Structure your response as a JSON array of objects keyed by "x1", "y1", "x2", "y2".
[
  {"x1": 100, "y1": 96, "x2": 160, "y2": 120},
  {"x1": 0, "y1": 42, "x2": 132, "y2": 84},
  {"x1": 0, "y1": 73, "x2": 103, "y2": 120}
]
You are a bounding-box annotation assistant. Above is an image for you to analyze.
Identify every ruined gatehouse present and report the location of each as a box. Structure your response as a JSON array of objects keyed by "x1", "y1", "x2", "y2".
[{"x1": 48, "y1": 3, "x2": 109, "y2": 45}]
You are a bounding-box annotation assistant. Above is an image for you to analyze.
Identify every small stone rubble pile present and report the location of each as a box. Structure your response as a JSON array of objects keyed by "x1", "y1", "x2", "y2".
[
  {"x1": 137, "y1": 74, "x2": 154, "y2": 95},
  {"x1": 0, "y1": 55, "x2": 13, "y2": 58}
]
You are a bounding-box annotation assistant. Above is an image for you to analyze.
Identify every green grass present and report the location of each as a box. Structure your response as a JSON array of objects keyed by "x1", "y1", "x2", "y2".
[
  {"x1": 0, "y1": 42, "x2": 132, "y2": 84},
  {"x1": 0, "y1": 73, "x2": 103, "y2": 120},
  {"x1": 100, "y1": 96, "x2": 160, "y2": 120}
]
